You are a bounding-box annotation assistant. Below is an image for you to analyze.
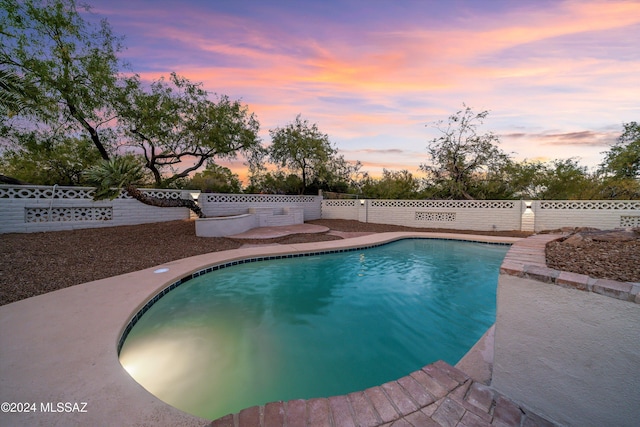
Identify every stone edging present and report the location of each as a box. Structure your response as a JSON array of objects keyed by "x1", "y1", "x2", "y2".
[{"x1": 499, "y1": 234, "x2": 640, "y2": 304}]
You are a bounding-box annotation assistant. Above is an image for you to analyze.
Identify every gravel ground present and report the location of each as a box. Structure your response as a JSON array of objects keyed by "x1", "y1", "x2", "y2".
[
  {"x1": 0, "y1": 219, "x2": 635, "y2": 306},
  {"x1": 546, "y1": 234, "x2": 640, "y2": 283}
]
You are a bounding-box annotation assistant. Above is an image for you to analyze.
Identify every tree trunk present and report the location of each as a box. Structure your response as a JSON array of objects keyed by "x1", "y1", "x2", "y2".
[
  {"x1": 66, "y1": 99, "x2": 110, "y2": 161},
  {"x1": 124, "y1": 184, "x2": 205, "y2": 218},
  {"x1": 0, "y1": 174, "x2": 30, "y2": 185}
]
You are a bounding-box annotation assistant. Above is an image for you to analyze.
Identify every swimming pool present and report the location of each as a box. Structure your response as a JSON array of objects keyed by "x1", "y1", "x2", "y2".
[{"x1": 119, "y1": 238, "x2": 508, "y2": 420}]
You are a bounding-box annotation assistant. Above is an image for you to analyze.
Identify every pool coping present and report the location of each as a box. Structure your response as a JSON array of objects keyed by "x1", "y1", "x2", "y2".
[{"x1": 0, "y1": 232, "x2": 521, "y2": 427}]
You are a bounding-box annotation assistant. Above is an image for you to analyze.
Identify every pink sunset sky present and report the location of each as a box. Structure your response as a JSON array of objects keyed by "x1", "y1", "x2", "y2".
[{"x1": 85, "y1": 0, "x2": 640, "y2": 182}]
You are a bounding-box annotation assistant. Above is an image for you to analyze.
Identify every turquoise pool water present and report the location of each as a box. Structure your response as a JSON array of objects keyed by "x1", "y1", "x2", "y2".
[{"x1": 119, "y1": 239, "x2": 508, "y2": 420}]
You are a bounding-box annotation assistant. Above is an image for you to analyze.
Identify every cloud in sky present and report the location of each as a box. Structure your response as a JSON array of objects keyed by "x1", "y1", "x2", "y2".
[{"x1": 86, "y1": 0, "x2": 639, "y2": 179}]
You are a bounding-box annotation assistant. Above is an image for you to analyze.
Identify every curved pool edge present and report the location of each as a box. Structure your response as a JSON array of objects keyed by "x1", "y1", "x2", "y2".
[
  {"x1": 117, "y1": 232, "x2": 519, "y2": 357},
  {"x1": 0, "y1": 232, "x2": 521, "y2": 427}
]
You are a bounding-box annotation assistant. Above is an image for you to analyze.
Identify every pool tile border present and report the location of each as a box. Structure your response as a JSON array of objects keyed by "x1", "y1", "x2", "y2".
[{"x1": 117, "y1": 237, "x2": 511, "y2": 355}]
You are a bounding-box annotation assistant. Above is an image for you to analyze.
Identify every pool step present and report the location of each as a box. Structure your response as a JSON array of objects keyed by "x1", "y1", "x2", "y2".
[{"x1": 208, "y1": 360, "x2": 557, "y2": 427}]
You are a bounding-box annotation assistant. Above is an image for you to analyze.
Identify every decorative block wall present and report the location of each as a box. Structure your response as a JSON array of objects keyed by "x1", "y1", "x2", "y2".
[
  {"x1": 199, "y1": 193, "x2": 322, "y2": 221},
  {"x1": 0, "y1": 185, "x2": 190, "y2": 234},
  {"x1": 534, "y1": 200, "x2": 640, "y2": 232},
  {"x1": 2, "y1": 184, "x2": 638, "y2": 234},
  {"x1": 321, "y1": 199, "x2": 640, "y2": 232},
  {"x1": 322, "y1": 199, "x2": 522, "y2": 231},
  {"x1": 321, "y1": 199, "x2": 359, "y2": 220}
]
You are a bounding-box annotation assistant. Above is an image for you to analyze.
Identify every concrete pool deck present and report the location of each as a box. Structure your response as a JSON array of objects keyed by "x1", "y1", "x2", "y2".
[{"x1": 1, "y1": 231, "x2": 542, "y2": 427}]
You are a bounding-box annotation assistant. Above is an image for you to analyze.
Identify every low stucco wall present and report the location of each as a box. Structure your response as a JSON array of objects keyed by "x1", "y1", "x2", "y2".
[
  {"x1": 195, "y1": 208, "x2": 306, "y2": 237},
  {"x1": 195, "y1": 214, "x2": 257, "y2": 237},
  {"x1": 492, "y1": 237, "x2": 640, "y2": 427}
]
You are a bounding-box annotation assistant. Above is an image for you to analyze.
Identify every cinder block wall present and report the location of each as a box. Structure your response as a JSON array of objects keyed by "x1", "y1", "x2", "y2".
[
  {"x1": 367, "y1": 200, "x2": 521, "y2": 231},
  {"x1": 321, "y1": 199, "x2": 640, "y2": 232},
  {"x1": 321, "y1": 199, "x2": 360, "y2": 220},
  {"x1": 322, "y1": 199, "x2": 523, "y2": 231},
  {"x1": 533, "y1": 200, "x2": 640, "y2": 231},
  {"x1": 0, "y1": 185, "x2": 190, "y2": 234},
  {"x1": 199, "y1": 193, "x2": 322, "y2": 220},
  {"x1": 3, "y1": 184, "x2": 638, "y2": 234}
]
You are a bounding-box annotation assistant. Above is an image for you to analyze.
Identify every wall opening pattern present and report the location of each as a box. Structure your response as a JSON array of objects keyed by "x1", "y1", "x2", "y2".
[
  {"x1": 1, "y1": 186, "x2": 94, "y2": 199},
  {"x1": 540, "y1": 201, "x2": 640, "y2": 210},
  {"x1": 323, "y1": 200, "x2": 357, "y2": 207},
  {"x1": 0, "y1": 185, "x2": 185, "y2": 200},
  {"x1": 370, "y1": 200, "x2": 515, "y2": 209},
  {"x1": 203, "y1": 194, "x2": 319, "y2": 204},
  {"x1": 620, "y1": 216, "x2": 640, "y2": 227},
  {"x1": 25, "y1": 207, "x2": 113, "y2": 223},
  {"x1": 415, "y1": 212, "x2": 456, "y2": 222}
]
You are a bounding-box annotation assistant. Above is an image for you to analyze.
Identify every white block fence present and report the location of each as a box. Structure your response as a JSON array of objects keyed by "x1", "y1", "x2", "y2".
[
  {"x1": 533, "y1": 200, "x2": 640, "y2": 231},
  {"x1": 1, "y1": 184, "x2": 638, "y2": 234},
  {"x1": 198, "y1": 193, "x2": 322, "y2": 220},
  {"x1": 321, "y1": 199, "x2": 640, "y2": 232},
  {"x1": 0, "y1": 185, "x2": 191, "y2": 234}
]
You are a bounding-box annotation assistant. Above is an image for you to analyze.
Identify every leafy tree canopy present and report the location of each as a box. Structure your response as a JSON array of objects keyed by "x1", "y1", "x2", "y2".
[
  {"x1": 245, "y1": 170, "x2": 303, "y2": 195},
  {"x1": 1, "y1": 0, "x2": 263, "y2": 215},
  {"x1": 267, "y1": 114, "x2": 337, "y2": 194},
  {"x1": 359, "y1": 169, "x2": 422, "y2": 199},
  {"x1": 420, "y1": 105, "x2": 512, "y2": 200},
  {"x1": 0, "y1": 132, "x2": 102, "y2": 185},
  {"x1": 600, "y1": 121, "x2": 640, "y2": 180},
  {"x1": 535, "y1": 158, "x2": 597, "y2": 200},
  {"x1": 118, "y1": 73, "x2": 262, "y2": 187},
  {"x1": 183, "y1": 163, "x2": 243, "y2": 194},
  {"x1": 321, "y1": 155, "x2": 363, "y2": 194},
  {"x1": 1, "y1": 0, "x2": 126, "y2": 160}
]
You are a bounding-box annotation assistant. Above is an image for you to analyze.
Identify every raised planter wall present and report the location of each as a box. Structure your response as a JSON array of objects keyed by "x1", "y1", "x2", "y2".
[
  {"x1": 249, "y1": 207, "x2": 304, "y2": 227},
  {"x1": 195, "y1": 214, "x2": 257, "y2": 237},
  {"x1": 195, "y1": 207, "x2": 305, "y2": 237}
]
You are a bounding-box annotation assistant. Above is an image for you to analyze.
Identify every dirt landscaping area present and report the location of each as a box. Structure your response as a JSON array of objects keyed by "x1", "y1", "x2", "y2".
[{"x1": 1, "y1": 219, "x2": 636, "y2": 306}]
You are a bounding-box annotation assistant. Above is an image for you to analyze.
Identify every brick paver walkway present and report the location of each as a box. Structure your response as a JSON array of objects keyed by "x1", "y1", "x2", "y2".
[{"x1": 209, "y1": 360, "x2": 555, "y2": 427}]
